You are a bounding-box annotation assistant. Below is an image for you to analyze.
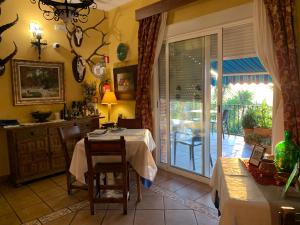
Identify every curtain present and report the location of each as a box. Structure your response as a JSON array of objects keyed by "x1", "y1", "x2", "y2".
[
  {"x1": 263, "y1": 0, "x2": 300, "y2": 145},
  {"x1": 253, "y1": 0, "x2": 284, "y2": 151},
  {"x1": 136, "y1": 14, "x2": 162, "y2": 132}
]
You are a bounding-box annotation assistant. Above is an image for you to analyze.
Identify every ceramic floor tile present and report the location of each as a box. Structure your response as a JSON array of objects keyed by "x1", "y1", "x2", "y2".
[
  {"x1": 164, "y1": 197, "x2": 189, "y2": 210},
  {"x1": 0, "y1": 196, "x2": 13, "y2": 217},
  {"x1": 194, "y1": 210, "x2": 218, "y2": 225},
  {"x1": 35, "y1": 187, "x2": 66, "y2": 201},
  {"x1": 7, "y1": 194, "x2": 42, "y2": 210},
  {"x1": 50, "y1": 175, "x2": 67, "y2": 186},
  {"x1": 102, "y1": 210, "x2": 134, "y2": 225},
  {"x1": 42, "y1": 213, "x2": 75, "y2": 225},
  {"x1": 134, "y1": 210, "x2": 165, "y2": 225},
  {"x1": 71, "y1": 190, "x2": 88, "y2": 201},
  {"x1": 165, "y1": 210, "x2": 197, "y2": 225},
  {"x1": 136, "y1": 195, "x2": 164, "y2": 209},
  {"x1": 195, "y1": 192, "x2": 216, "y2": 209},
  {"x1": 70, "y1": 209, "x2": 105, "y2": 225},
  {"x1": 45, "y1": 193, "x2": 80, "y2": 211},
  {"x1": 15, "y1": 202, "x2": 52, "y2": 223},
  {"x1": 175, "y1": 182, "x2": 211, "y2": 201},
  {"x1": 28, "y1": 180, "x2": 58, "y2": 193},
  {"x1": 0, "y1": 212, "x2": 21, "y2": 225},
  {"x1": 107, "y1": 199, "x2": 136, "y2": 210},
  {"x1": 158, "y1": 179, "x2": 188, "y2": 192}
]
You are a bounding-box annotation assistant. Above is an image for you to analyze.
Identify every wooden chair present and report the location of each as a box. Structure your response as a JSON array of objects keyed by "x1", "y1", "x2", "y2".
[
  {"x1": 116, "y1": 117, "x2": 143, "y2": 201},
  {"x1": 84, "y1": 136, "x2": 128, "y2": 215},
  {"x1": 58, "y1": 125, "x2": 88, "y2": 194},
  {"x1": 280, "y1": 206, "x2": 300, "y2": 225},
  {"x1": 117, "y1": 118, "x2": 142, "y2": 129}
]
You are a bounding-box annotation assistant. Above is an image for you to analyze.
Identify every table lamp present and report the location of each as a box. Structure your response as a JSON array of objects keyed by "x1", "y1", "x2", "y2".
[{"x1": 101, "y1": 91, "x2": 117, "y2": 122}]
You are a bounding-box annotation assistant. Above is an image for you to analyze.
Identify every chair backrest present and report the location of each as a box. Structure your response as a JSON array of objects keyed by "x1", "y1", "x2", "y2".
[
  {"x1": 84, "y1": 136, "x2": 126, "y2": 172},
  {"x1": 58, "y1": 125, "x2": 81, "y2": 168},
  {"x1": 280, "y1": 206, "x2": 300, "y2": 225},
  {"x1": 222, "y1": 109, "x2": 229, "y2": 123},
  {"x1": 117, "y1": 118, "x2": 142, "y2": 129}
]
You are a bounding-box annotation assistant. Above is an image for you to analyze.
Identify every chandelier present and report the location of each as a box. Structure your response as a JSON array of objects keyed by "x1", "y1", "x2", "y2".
[{"x1": 30, "y1": 0, "x2": 97, "y2": 23}]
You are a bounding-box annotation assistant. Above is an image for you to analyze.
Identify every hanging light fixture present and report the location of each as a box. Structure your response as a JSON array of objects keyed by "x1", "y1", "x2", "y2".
[{"x1": 30, "y1": 0, "x2": 97, "y2": 23}]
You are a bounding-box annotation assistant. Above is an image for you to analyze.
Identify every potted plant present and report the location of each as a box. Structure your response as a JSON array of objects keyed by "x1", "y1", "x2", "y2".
[
  {"x1": 241, "y1": 108, "x2": 257, "y2": 143},
  {"x1": 254, "y1": 101, "x2": 272, "y2": 137}
]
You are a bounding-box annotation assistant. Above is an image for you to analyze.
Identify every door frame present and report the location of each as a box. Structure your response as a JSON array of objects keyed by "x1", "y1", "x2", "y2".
[{"x1": 155, "y1": 27, "x2": 223, "y2": 183}]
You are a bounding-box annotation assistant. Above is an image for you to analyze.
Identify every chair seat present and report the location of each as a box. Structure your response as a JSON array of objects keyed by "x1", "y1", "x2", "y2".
[{"x1": 176, "y1": 139, "x2": 201, "y2": 147}]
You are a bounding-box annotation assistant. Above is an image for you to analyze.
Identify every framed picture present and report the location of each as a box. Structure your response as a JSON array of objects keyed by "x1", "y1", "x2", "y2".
[
  {"x1": 249, "y1": 144, "x2": 266, "y2": 166},
  {"x1": 12, "y1": 59, "x2": 65, "y2": 105},
  {"x1": 113, "y1": 65, "x2": 137, "y2": 100}
]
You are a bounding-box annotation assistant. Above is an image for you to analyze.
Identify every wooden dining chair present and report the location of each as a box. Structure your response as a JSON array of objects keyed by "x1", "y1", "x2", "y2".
[
  {"x1": 116, "y1": 117, "x2": 143, "y2": 201},
  {"x1": 117, "y1": 118, "x2": 142, "y2": 129},
  {"x1": 84, "y1": 136, "x2": 129, "y2": 215},
  {"x1": 58, "y1": 125, "x2": 87, "y2": 194},
  {"x1": 279, "y1": 206, "x2": 300, "y2": 225}
]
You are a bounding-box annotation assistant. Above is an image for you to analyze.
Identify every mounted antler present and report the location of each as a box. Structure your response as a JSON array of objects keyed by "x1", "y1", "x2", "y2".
[
  {"x1": 0, "y1": 42, "x2": 17, "y2": 75},
  {"x1": 0, "y1": 15, "x2": 18, "y2": 42},
  {"x1": 0, "y1": 0, "x2": 18, "y2": 76},
  {"x1": 65, "y1": 12, "x2": 110, "y2": 82}
]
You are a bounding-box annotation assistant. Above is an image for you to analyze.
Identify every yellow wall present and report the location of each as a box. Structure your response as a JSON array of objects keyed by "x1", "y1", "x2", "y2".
[{"x1": 0, "y1": 0, "x2": 108, "y2": 176}]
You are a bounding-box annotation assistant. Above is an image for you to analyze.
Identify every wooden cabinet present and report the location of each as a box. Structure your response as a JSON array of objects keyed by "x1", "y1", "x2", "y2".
[{"x1": 5, "y1": 117, "x2": 99, "y2": 185}]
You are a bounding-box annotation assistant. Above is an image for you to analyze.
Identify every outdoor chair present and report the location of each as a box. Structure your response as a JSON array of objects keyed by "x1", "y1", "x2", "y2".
[{"x1": 210, "y1": 109, "x2": 230, "y2": 138}]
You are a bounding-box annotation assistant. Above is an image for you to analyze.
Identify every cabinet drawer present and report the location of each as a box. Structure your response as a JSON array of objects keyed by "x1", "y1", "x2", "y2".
[{"x1": 16, "y1": 127, "x2": 47, "y2": 140}]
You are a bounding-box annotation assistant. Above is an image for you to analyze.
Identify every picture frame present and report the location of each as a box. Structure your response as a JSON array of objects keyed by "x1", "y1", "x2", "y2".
[
  {"x1": 12, "y1": 59, "x2": 65, "y2": 105},
  {"x1": 249, "y1": 144, "x2": 266, "y2": 166},
  {"x1": 113, "y1": 65, "x2": 137, "y2": 100}
]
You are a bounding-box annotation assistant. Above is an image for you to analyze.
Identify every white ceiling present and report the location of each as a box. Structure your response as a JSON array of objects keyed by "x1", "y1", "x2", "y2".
[{"x1": 95, "y1": 0, "x2": 132, "y2": 11}]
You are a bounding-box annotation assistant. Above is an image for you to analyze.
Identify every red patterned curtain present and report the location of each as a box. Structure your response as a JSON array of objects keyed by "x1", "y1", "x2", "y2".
[
  {"x1": 264, "y1": 0, "x2": 300, "y2": 145},
  {"x1": 135, "y1": 14, "x2": 162, "y2": 132}
]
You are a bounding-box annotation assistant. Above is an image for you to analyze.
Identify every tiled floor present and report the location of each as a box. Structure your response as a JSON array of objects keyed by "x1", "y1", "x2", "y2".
[{"x1": 0, "y1": 170, "x2": 218, "y2": 225}]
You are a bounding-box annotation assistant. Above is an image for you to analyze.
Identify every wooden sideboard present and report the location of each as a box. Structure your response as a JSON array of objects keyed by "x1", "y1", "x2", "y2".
[{"x1": 4, "y1": 117, "x2": 99, "y2": 186}]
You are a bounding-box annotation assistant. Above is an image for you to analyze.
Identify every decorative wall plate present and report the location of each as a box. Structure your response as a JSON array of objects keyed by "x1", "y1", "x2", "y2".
[
  {"x1": 92, "y1": 63, "x2": 105, "y2": 80},
  {"x1": 117, "y1": 43, "x2": 128, "y2": 61}
]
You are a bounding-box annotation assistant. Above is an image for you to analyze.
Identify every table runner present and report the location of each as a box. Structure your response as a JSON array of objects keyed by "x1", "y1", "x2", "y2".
[{"x1": 69, "y1": 129, "x2": 157, "y2": 187}]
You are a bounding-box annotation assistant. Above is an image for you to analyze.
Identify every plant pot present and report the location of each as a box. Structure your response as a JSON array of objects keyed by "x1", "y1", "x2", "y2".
[
  {"x1": 254, "y1": 127, "x2": 272, "y2": 137},
  {"x1": 243, "y1": 128, "x2": 254, "y2": 136}
]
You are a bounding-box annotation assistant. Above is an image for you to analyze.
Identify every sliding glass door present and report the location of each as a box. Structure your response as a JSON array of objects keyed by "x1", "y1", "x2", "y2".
[{"x1": 158, "y1": 30, "x2": 222, "y2": 178}]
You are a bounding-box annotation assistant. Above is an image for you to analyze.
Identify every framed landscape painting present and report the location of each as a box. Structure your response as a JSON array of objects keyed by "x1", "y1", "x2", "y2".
[
  {"x1": 113, "y1": 65, "x2": 137, "y2": 100},
  {"x1": 12, "y1": 60, "x2": 65, "y2": 105}
]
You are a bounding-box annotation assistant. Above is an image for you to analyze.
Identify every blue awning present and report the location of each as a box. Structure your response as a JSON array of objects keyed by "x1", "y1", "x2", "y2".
[{"x1": 211, "y1": 57, "x2": 272, "y2": 85}]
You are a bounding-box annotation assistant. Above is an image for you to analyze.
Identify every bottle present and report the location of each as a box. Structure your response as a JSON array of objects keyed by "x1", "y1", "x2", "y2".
[{"x1": 274, "y1": 131, "x2": 300, "y2": 173}]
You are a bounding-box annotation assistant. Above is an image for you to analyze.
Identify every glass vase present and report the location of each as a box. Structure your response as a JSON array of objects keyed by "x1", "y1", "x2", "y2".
[{"x1": 274, "y1": 131, "x2": 300, "y2": 173}]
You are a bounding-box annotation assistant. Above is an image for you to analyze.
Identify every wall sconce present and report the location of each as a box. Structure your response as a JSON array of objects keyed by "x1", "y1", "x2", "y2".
[{"x1": 30, "y1": 23, "x2": 47, "y2": 60}]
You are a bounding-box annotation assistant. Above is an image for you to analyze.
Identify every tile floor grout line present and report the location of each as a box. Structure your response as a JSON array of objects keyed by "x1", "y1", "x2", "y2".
[
  {"x1": 0, "y1": 190, "x2": 23, "y2": 224},
  {"x1": 132, "y1": 202, "x2": 137, "y2": 225},
  {"x1": 163, "y1": 196, "x2": 167, "y2": 225},
  {"x1": 27, "y1": 184, "x2": 56, "y2": 213},
  {"x1": 193, "y1": 209, "x2": 199, "y2": 225},
  {"x1": 68, "y1": 209, "x2": 79, "y2": 225},
  {"x1": 99, "y1": 206, "x2": 108, "y2": 225}
]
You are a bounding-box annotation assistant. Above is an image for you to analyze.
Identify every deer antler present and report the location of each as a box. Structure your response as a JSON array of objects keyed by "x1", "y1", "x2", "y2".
[
  {"x1": 81, "y1": 13, "x2": 106, "y2": 38},
  {"x1": 0, "y1": 14, "x2": 18, "y2": 42},
  {"x1": 85, "y1": 30, "x2": 110, "y2": 68},
  {"x1": 0, "y1": 42, "x2": 17, "y2": 76}
]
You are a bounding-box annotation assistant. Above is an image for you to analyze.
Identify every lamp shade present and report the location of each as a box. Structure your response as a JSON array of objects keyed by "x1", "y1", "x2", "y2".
[{"x1": 101, "y1": 91, "x2": 117, "y2": 104}]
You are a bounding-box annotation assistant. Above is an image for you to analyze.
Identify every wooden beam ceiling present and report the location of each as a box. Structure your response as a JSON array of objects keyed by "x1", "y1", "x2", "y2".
[{"x1": 135, "y1": 0, "x2": 198, "y2": 21}]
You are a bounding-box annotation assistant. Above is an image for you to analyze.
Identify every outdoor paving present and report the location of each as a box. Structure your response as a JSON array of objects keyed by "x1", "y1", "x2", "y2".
[{"x1": 170, "y1": 133, "x2": 253, "y2": 175}]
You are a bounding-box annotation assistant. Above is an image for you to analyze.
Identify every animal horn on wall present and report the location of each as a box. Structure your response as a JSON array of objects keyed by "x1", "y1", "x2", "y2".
[
  {"x1": 0, "y1": 15, "x2": 19, "y2": 41},
  {"x1": 0, "y1": 42, "x2": 17, "y2": 76}
]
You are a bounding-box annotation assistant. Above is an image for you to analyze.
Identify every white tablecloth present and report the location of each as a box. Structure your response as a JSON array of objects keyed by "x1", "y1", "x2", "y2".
[
  {"x1": 210, "y1": 158, "x2": 300, "y2": 225},
  {"x1": 69, "y1": 129, "x2": 157, "y2": 184}
]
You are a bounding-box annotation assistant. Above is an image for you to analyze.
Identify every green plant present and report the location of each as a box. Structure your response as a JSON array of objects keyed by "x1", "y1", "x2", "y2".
[
  {"x1": 255, "y1": 100, "x2": 272, "y2": 128},
  {"x1": 242, "y1": 109, "x2": 257, "y2": 129}
]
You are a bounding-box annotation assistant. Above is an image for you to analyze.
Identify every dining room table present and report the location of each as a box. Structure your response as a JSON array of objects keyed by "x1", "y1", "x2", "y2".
[{"x1": 69, "y1": 128, "x2": 157, "y2": 198}]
